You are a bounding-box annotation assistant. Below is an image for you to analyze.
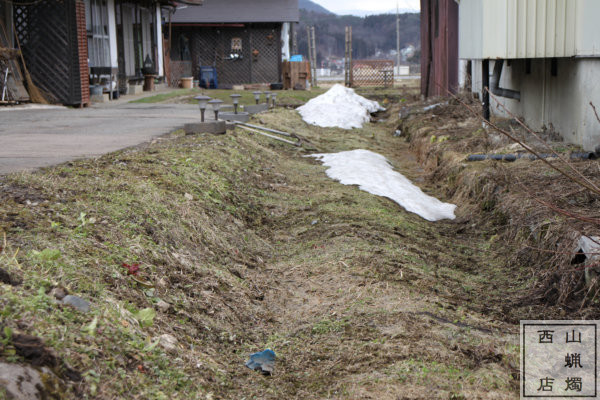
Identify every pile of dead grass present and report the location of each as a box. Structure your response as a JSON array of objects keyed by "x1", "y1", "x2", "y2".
[{"x1": 398, "y1": 95, "x2": 600, "y2": 319}]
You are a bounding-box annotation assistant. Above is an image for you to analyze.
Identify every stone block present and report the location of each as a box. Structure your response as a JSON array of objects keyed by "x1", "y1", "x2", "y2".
[
  {"x1": 244, "y1": 104, "x2": 269, "y2": 114},
  {"x1": 128, "y1": 85, "x2": 143, "y2": 95},
  {"x1": 219, "y1": 112, "x2": 250, "y2": 122},
  {"x1": 91, "y1": 93, "x2": 110, "y2": 103},
  {"x1": 184, "y1": 121, "x2": 227, "y2": 135}
]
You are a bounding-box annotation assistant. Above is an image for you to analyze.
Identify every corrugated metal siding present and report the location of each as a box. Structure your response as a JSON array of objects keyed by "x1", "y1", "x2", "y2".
[
  {"x1": 459, "y1": 0, "x2": 600, "y2": 59},
  {"x1": 421, "y1": 0, "x2": 459, "y2": 97},
  {"x1": 171, "y1": 0, "x2": 299, "y2": 23}
]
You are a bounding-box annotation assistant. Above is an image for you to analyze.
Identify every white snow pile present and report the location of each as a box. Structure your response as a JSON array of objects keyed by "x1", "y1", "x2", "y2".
[
  {"x1": 297, "y1": 84, "x2": 384, "y2": 129},
  {"x1": 309, "y1": 149, "x2": 457, "y2": 222}
]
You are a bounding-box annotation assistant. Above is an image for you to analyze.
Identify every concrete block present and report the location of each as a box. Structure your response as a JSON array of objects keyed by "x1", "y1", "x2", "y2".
[
  {"x1": 91, "y1": 93, "x2": 110, "y2": 103},
  {"x1": 218, "y1": 112, "x2": 250, "y2": 122},
  {"x1": 128, "y1": 85, "x2": 143, "y2": 95},
  {"x1": 244, "y1": 104, "x2": 269, "y2": 114},
  {"x1": 184, "y1": 121, "x2": 227, "y2": 135}
]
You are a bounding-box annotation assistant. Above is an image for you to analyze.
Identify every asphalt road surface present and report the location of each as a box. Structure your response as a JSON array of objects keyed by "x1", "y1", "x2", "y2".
[{"x1": 0, "y1": 103, "x2": 204, "y2": 174}]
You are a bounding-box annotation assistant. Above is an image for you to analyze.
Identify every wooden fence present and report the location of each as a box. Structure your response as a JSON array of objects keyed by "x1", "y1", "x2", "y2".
[{"x1": 351, "y1": 60, "x2": 394, "y2": 88}]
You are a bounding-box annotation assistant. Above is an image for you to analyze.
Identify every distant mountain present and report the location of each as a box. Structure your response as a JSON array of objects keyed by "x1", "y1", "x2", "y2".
[
  {"x1": 337, "y1": 8, "x2": 419, "y2": 17},
  {"x1": 299, "y1": 0, "x2": 333, "y2": 15},
  {"x1": 298, "y1": 10, "x2": 420, "y2": 63}
]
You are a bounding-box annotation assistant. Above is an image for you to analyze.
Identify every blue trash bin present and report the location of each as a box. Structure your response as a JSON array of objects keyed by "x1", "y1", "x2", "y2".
[{"x1": 199, "y1": 66, "x2": 218, "y2": 89}]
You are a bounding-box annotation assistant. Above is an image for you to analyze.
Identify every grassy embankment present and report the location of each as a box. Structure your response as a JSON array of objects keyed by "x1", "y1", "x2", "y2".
[{"x1": 1, "y1": 84, "x2": 520, "y2": 399}]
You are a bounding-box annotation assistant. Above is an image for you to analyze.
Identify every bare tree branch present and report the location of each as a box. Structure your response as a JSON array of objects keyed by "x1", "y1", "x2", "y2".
[
  {"x1": 445, "y1": 89, "x2": 600, "y2": 197},
  {"x1": 591, "y1": 102, "x2": 600, "y2": 125},
  {"x1": 487, "y1": 88, "x2": 600, "y2": 196}
]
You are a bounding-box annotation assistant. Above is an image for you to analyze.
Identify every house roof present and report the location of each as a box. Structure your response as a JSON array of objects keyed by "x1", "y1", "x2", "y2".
[{"x1": 170, "y1": 0, "x2": 299, "y2": 24}]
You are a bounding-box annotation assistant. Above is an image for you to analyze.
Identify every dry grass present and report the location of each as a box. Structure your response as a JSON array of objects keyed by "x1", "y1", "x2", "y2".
[
  {"x1": 398, "y1": 92, "x2": 600, "y2": 320},
  {"x1": 0, "y1": 83, "x2": 525, "y2": 399}
]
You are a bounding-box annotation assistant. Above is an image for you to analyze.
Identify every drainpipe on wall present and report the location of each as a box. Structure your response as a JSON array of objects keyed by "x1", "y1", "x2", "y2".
[
  {"x1": 491, "y1": 59, "x2": 520, "y2": 100},
  {"x1": 482, "y1": 59, "x2": 490, "y2": 122}
]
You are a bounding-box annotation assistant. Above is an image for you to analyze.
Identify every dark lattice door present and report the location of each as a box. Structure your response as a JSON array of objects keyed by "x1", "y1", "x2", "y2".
[
  {"x1": 249, "y1": 25, "x2": 281, "y2": 84},
  {"x1": 14, "y1": 0, "x2": 85, "y2": 105}
]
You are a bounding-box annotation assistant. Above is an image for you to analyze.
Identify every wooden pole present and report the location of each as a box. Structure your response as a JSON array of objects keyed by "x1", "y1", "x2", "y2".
[
  {"x1": 396, "y1": 4, "x2": 400, "y2": 75},
  {"x1": 348, "y1": 26, "x2": 353, "y2": 87},
  {"x1": 310, "y1": 26, "x2": 317, "y2": 87},
  {"x1": 306, "y1": 26, "x2": 312, "y2": 87},
  {"x1": 344, "y1": 27, "x2": 349, "y2": 86}
]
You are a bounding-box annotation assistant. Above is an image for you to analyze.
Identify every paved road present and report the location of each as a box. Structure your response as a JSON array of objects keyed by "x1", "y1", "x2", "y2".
[{"x1": 0, "y1": 103, "x2": 205, "y2": 174}]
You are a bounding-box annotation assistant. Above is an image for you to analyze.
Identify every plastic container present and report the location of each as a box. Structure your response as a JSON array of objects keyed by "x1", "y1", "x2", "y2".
[
  {"x1": 90, "y1": 85, "x2": 102, "y2": 96},
  {"x1": 181, "y1": 77, "x2": 193, "y2": 89},
  {"x1": 199, "y1": 66, "x2": 218, "y2": 89}
]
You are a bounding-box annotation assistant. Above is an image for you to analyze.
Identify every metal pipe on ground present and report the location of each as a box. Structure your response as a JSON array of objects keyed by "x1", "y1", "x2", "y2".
[
  {"x1": 491, "y1": 59, "x2": 521, "y2": 100},
  {"x1": 467, "y1": 152, "x2": 596, "y2": 162},
  {"x1": 236, "y1": 125, "x2": 299, "y2": 146},
  {"x1": 237, "y1": 122, "x2": 293, "y2": 137}
]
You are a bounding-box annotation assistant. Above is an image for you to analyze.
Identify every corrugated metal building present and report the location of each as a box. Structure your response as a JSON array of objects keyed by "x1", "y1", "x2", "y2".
[
  {"x1": 459, "y1": 0, "x2": 600, "y2": 151},
  {"x1": 420, "y1": 0, "x2": 459, "y2": 97},
  {"x1": 168, "y1": 0, "x2": 299, "y2": 86}
]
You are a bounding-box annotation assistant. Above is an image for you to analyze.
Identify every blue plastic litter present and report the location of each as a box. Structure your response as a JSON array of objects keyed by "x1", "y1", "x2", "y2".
[
  {"x1": 289, "y1": 55, "x2": 303, "y2": 62},
  {"x1": 245, "y1": 349, "x2": 276, "y2": 375}
]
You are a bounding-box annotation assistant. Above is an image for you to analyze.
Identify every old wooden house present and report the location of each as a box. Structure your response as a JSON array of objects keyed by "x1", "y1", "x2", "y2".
[
  {"x1": 168, "y1": 0, "x2": 299, "y2": 87},
  {"x1": 1, "y1": 0, "x2": 189, "y2": 106}
]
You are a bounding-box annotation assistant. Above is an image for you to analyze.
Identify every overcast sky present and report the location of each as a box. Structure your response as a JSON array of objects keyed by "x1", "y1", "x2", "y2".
[{"x1": 313, "y1": 0, "x2": 420, "y2": 15}]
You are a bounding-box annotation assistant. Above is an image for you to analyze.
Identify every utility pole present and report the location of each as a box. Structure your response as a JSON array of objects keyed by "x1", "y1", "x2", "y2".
[{"x1": 396, "y1": 3, "x2": 400, "y2": 76}]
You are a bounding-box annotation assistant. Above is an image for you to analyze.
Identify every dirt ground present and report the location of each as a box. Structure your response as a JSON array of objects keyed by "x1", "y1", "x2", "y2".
[{"x1": 5, "y1": 81, "x2": 598, "y2": 399}]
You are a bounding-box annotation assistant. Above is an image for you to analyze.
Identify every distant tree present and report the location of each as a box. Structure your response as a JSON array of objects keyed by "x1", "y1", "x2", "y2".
[
  {"x1": 297, "y1": 10, "x2": 420, "y2": 63},
  {"x1": 408, "y1": 49, "x2": 421, "y2": 65}
]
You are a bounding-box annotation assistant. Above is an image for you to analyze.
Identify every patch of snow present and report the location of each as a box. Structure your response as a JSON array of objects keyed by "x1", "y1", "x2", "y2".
[
  {"x1": 309, "y1": 149, "x2": 456, "y2": 222},
  {"x1": 578, "y1": 236, "x2": 600, "y2": 261},
  {"x1": 297, "y1": 84, "x2": 383, "y2": 129},
  {"x1": 423, "y1": 101, "x2": 448, "y2": 112}
]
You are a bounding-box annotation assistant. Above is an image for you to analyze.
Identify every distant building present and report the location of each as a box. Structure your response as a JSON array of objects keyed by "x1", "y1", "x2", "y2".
[
  {"x1": 459, "y1": 0, "x2": 600, "y2": 151},
  {"x1": 168, "y1": 0, "x2": 299, "y2": 87},
  {"x1": 1, "y1": 0, "x2": 175, "y2": 105}
]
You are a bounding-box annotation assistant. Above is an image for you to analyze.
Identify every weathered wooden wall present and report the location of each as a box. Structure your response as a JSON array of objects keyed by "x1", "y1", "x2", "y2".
[
  {"x1": 420, "y1": 0, "x2": 458, "y2": 97},
  {"x1": 171, "y1": 23, "x2": 282, "y2": 86}
]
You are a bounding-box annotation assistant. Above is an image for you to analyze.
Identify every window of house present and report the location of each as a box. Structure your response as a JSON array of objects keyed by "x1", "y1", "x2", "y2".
[
  {"x1": 116, "y1": 2, "x2": 156, "y2": 77},
  {"x1": 85, "y1": 0, "x2": 110, "y2": 67}
]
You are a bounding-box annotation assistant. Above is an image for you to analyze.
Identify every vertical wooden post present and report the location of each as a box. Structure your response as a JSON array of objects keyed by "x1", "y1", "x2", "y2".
[
  {"x1": 310, "y1": 26, "x2": 317, "y2": 87},
  {"x1": 396, "y1": 5, "x2": 400, "y2": 75},
  {"x1": 348, "y1": 26, "x2": 353, "y2": 87},
  {"x1": 306, "y1": 26, "x2": 312, "y2": 87},
  {"x1": 344, "y1": 27, "x2": 349, "y2": 87},
  {"x1": 344, "y1": 26, "x2": 354, "y2": 87}
]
